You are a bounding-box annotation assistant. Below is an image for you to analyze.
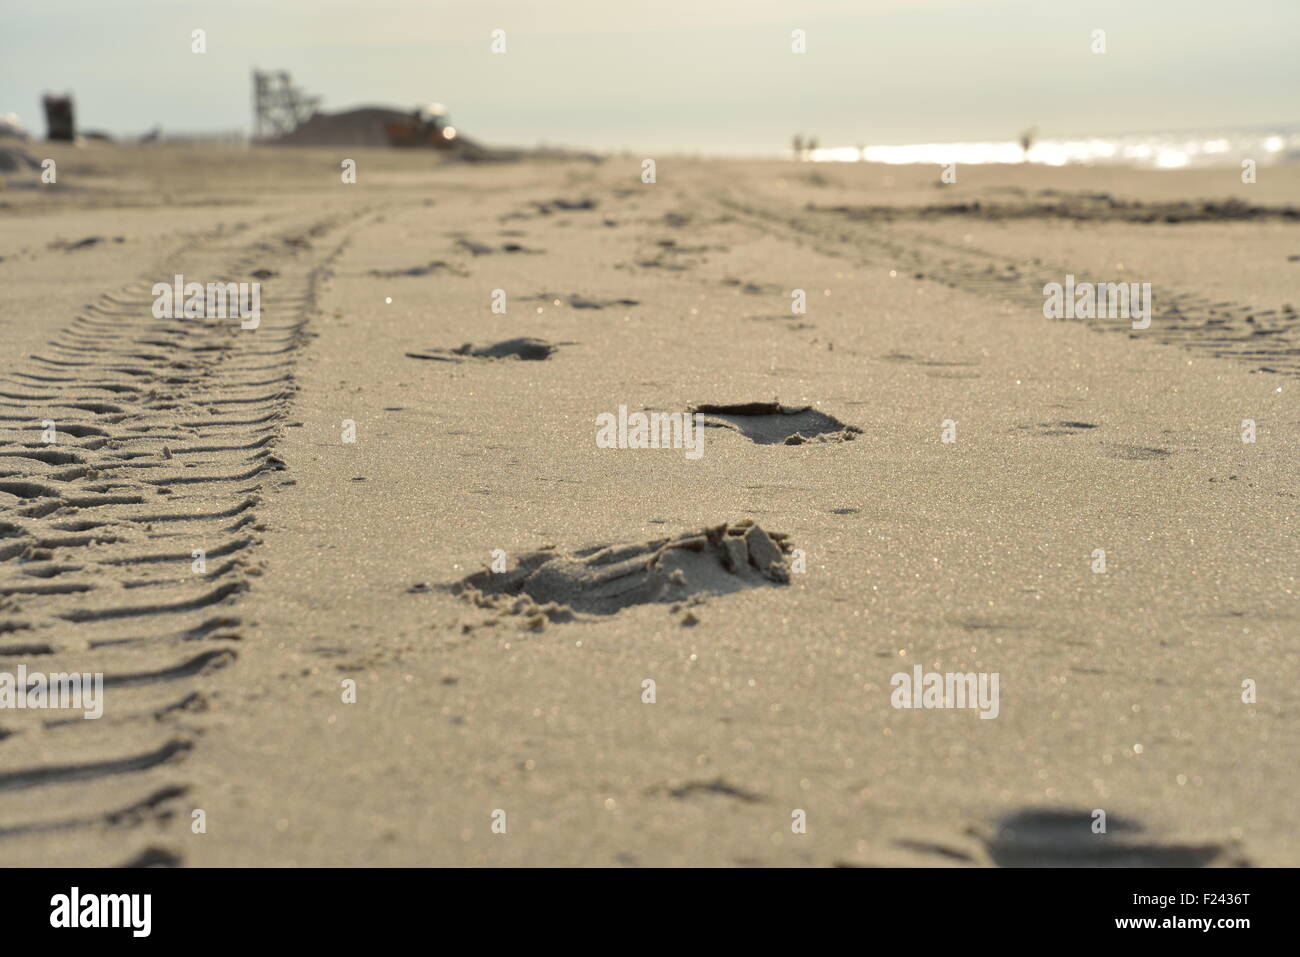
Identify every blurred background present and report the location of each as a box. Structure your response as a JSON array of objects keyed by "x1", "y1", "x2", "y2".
[{"x1": 2, "y1": 0, "x2": 1298, "y2": 164}]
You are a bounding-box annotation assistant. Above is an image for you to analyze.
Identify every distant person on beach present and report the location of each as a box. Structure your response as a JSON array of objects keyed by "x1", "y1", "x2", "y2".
[{"x1": 1020, "y1": 125, "x2": 1037, "y2": 160}]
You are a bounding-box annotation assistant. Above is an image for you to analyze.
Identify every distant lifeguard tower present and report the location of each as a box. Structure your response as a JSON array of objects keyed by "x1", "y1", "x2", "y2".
[{"x1": 251, "y1": 70, "x2": 321, "y2": 140}]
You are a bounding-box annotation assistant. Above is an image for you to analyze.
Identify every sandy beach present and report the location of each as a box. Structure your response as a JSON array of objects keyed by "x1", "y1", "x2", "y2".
[{"x1": 0, "y1": 145, "x2": 1296, "y2": 866}]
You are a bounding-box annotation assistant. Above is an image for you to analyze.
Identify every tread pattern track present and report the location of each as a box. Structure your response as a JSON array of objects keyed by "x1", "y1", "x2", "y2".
[
  {"x1": 713, "y1": 194, "x2": 1300, "y2": 378},
  {"x1": 0, "y1": 211, "x2": 358, "y2": 866}
]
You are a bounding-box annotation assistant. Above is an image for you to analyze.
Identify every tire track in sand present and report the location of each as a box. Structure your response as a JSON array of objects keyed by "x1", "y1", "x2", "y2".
[
  {"x1": 711, "y1": 192, "x2": 1300, "y2": 379},
  {"x1": 0, "y1": 209, "x2": 367, "y2": 865}
]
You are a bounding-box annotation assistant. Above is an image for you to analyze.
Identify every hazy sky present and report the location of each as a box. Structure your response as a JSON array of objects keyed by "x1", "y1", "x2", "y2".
[{"x1": 4, "y1": 0, "x2": 1297, "y2": 153}]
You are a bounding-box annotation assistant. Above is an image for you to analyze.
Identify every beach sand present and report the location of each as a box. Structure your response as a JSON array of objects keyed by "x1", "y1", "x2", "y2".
[{"x1": 0, "y1": 146, "x2": 1296, "y2": 866}]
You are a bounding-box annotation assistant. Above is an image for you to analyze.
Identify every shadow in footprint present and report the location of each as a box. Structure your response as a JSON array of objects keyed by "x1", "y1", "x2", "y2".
[
  {"x1": 692, "y1": 402, "x2": 862, "y2": 445},
  {"x1": 521, "y1": 292, "x2": 639, "y2": 310},
  {"x1": 976, "y1": 808, "x2": 1243, "y2": 868},
  {"x1": 567, "y1": 294, "x2": 638, "y2": 309},
  {"x1": 406, "y1": 337, "x2": 561, "y2": 362},
  {"x1": 1014, "y1": 421, "x2": 1099, "y2": 437}
]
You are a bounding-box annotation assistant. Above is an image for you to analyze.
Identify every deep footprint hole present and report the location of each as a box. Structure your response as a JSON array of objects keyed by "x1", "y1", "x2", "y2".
[{"x1": 691, "y1": 402, "x2": 862, "y2": 445}]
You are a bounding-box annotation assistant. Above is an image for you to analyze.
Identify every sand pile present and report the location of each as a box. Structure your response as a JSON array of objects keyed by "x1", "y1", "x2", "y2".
[
  {"x1": 267, "y1": 107, "x2": 411, "y2": 146},
  {"x1": 265, "y1": 106, "x2": 490, "y2": 158}
]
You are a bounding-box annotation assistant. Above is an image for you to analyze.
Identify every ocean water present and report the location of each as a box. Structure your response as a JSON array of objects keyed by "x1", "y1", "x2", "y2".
[{"x1": 809, "y1": 125, "x2": 1300, "y2": 169}]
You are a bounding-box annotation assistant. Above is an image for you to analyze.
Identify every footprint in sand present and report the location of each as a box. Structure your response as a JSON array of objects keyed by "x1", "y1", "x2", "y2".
[
  {"x1": 405, "y1": 337, "x2": 562, "y2": 362},
  {"x1": 1013, "y1": 421, "x2": 1099, "y2": 437},
  {"x1": 454, "y1": 237, "x2": 544, "y2": 256},
  {"x1": 691, "y1": 402, "x2": 862, "y2": 445},
  {"x1": 448, "y1": 520, "x2": 794, "y2": 627},
  {"x1": 653, "y1": 777, "x2": 765, "y2": 804},
  {"x1": 370, "y1": 261, "x2": 467, "y2": 278},
  {"x1": 722, "y1": 278, "x2": 783, "y2": 296},
  {"x1": 504, "y1": 198, "x2": 600, "y2": 221},
  {"x1": 520, "y1": 292, "x2": 639, "y2": 310},
  {"x1": 540, "y1": 197, "x2": 598, "y2": 212}
]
